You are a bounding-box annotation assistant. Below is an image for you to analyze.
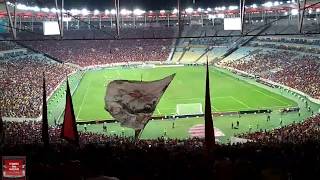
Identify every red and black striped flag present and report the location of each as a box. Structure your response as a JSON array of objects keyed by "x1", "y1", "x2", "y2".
[
  {"x1": 61, "y1": 78, "x2": 79, "y2": 145},
  {"x1": 204, "y1": 60, "x2": 215, "y2": 150},
  {"x1": 42, "y1": 73, "x2": 49, "y2": 146}
]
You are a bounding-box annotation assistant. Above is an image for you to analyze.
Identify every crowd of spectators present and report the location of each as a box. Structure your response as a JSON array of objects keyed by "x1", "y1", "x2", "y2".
[
  {"x1": 22, "y1": 39, "x2": 172, "y2": 67},
  {"x1": 248, "y1": 41, "x2": 320, "y2": 54},
  {"x1": 238, "y1": 114, "x2": 320, "y2": 143},
  {"x1": 0, "y1": 55, "x2": 76, "y2": 118},
  {"x1": 1, "y1": 118, "x2": 320, "y2": 179},
  {"x1": 224, "y1": 50, "x2": 320, "y2": 99}
]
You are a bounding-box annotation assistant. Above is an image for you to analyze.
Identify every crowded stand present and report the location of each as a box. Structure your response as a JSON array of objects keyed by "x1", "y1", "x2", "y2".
[
  {"x1": 224, "y1": 50, "x2": 320, "y2": 99},
  {"x1": 1, "y1": 119, "x2": 320, "y2": 179},
  {"x1": 22, "y1": 39, "x2": 173, "y2": 67},
  {"x1": 0, "y1": 55, "x2": 76, "y2": 118},
  {"x1": 238, "y1": 114, "x2": 320, "y2": 143}
]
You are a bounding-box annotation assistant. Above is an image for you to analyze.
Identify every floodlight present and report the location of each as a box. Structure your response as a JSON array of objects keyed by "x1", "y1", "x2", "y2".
[
  {"x1": 185, "y1": 7, "x2": 193, "y2": 14},
  {"x1": 32, "y1": 6, "x2": 40, "y2": 12},
  {"x1": 274, "y1": 1, "x2": 279, "y2": 6},
  {"x1": 197, "y1": 8, "x2": 203, "y2": 12},
  {"x1": 172, "y1": 8, "x2": 178, "y2": 14},
  {"x1": 228, "y1": 6, "x2": 238, "y2": 10},
  {"x1": 207, "y1": 8, "x2": 212, "y2": 12},
  {"x1": 251, "y1": 4, "x2": 257, "y2": 8},
  {"x1": 81, "y1": 8, "x2": 89, "y2": 16},
  {"x1": 263, "y1": 2, "x2": 273, "y2": 8},
  {"x1": 105, "y1": 9, "x2": 110, "y2": 15},
  {"x1": 133, "y1": 9, "x2": 145, "y2": 16},
  {"x1": 160, "y1": 10, "x2": 166, "y2": 14},
  {"x1": 111, "y1": 9, "x2": 116, "y2": 15},
  {"x1": 291, "y1": 9, "x2": 298, "y2": 15},
  {"x1": 41, "y1": 8, "x2": 50, "y2": 13},
  {"x1": 51, "y1": 8, "x2": 58, "y2": 13},
  {"x1": 17, "y1": 4, "x2": 28, "y2": 10},
  {"x1": 94, "y1": 9, "x2": 100, "y2": 15}
]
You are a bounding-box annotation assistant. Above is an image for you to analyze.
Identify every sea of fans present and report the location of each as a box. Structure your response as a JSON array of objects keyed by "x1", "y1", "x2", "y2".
[
  {"x1": 22, "y1": 39, "x2": 172, "y2": 67},
  {"x1": 1, "y1": 116, "x2": 320, "y2": 179},
  {"x1": 224, "y1": 50, "x2": 320, "y2": 99},
  {"x1": 238, "y1": 114, "x2": 320, "y2": 143},
  {"x1": 0, "y1": 55, "x2": 76, "y2": 118}
]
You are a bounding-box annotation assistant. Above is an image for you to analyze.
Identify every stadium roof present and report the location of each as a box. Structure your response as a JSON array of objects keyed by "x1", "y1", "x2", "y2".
[{"x1": 14, "y1": 0, "x2": 264, "y2": 10}]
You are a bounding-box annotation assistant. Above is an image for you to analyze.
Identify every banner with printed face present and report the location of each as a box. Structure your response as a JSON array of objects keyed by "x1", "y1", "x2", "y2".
[{"x1": 105, "y1": 74, "x2": 175, "y2": 130}]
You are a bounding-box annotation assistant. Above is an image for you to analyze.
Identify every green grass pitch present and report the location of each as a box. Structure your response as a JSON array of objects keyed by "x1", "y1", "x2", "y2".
[{"x1": 73, "y1": 66, "x2": 296, "y2": 122}]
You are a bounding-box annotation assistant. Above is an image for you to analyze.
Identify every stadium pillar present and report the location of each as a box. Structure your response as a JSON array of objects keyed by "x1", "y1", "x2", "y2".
[
  {"x1": 61, "y1": 0, "x2": 64, "y2": 38},
  {"x1": 13, "y1": 1, "x2": 17, "y2": 37},
  {"x1": 144, "y1": 14, "x2": 147, "y2": 27},
  {"x1": 299, "y1": 0, "x2": 307, "y2": 33},
  {"x1": 54, "y1": 0, "x2": 62, "y2": 37},
  {"x1": 167, "y1": 14, "x2": 170, "y2": 27},
  {"x1": 19, "y1": 16, "x2": 21, "y2": 32},
  {"x1": 4, "y1": 0, "x2": 16, "y2": 39},
  {"x1": 110, "y1": 16, "x2": 113, "y2": 28},
  {"x1": 133, "y1": 15, "x2": 136, "y2": 27},
  {"x1": 88, "y1": 17, "x2": 91, "y2": 30},
  {"x1": 31, "y1": 15, "x2": 34, "y2": 32},
  {"x1": 77, "y1": 19, "x2": 80, "y2": 29},
  {"x1": 99, "y1": 15, "x2": 102, "y2": 29}
]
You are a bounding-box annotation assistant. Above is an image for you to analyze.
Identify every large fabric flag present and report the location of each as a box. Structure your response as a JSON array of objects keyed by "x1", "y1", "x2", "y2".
[
  {"x1": 42, "y1": 73, "x2": 49, "y2": 146},
  {"x1": 205, "y1": 61, "x2": 215, "y2": 149},
  {"x1": 61, "y1": 78, "x2": 79, "y2": 144},
  {"x1": 105, "y1": 74, "x2": 175, "y2": 130}
]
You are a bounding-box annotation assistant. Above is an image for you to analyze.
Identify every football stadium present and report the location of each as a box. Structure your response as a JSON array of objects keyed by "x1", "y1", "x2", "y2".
[{"x1": 1, "y1": 0, "x2": 320, "y2": 179}]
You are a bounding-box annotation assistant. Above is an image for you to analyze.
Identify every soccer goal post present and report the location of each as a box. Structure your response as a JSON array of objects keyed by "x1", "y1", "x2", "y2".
[{"x1": 176, "y1": 103, "x2": 203, "y2": 115}]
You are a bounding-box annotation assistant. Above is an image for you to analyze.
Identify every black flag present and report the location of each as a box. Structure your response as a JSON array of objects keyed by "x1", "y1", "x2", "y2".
[{"x1": 204, "y1": 60, "x2": 215, "y2": 150}]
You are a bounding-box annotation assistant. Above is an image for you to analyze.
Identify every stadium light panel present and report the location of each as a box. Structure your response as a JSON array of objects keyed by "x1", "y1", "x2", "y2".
[
  {"x1": 263, "y1": 2, "x2": 273, "y2": 8},
  {"x1": 120, "y1": 9, "x2": 128, "y2": 15},
  {"x1": 81, "y1": 8, "x2": 89, "y2": 16},
  {"x1": 172, "y1": 8, "x2": 178, "y2": 14},
  {"x1": 41, "y1": 8, "x2": 50, "y2": 13},
  {"x1": 291, "y1": 9, "x2": 298, "y2": 15},
  {"x1": 317, "y1": 9, "x2": 320, "y2": 12},
  {"x1": 160, "y1": 10, "x2": 166, "y2": 14},
  {"x1": 17, "y1": 4, "x2": 28, "y2": 10},
  {"x1": 32, "y1": 6, "x2": 40, "y2": 12},
  {"x1": 94, "y1": 9, "x2": 100, "y2": 15},
  {"x1": 228, "y1": 6, "x2": 238, "y2": 10},
  {"x1": 70, "y1": 9, "x2": 80, "y2": 15},
  {"x1": 111, "y1": 9, "x2": 116, "y2": 15},
  {"x1": 105, "y1": 9, "x2": 110, "y2": 15},
  {"x1": 251, "y1": 4, "x2": 257, "y2": 8},
  {"x1": 185, "y1": 8, "x2": 193, "y2": 14},
  {"x1": 51, "y1": 8, "x2": 58, "y2": 13},
  {"x1": 207, "y1": 8, "x2": 212, "y2": 12},
  {"x1": 274, "y1": 1, "x2": 279, "y2": 6},
  {"x1": 133, "y1": 9, "x2": 145, "y2": 15},
  {"x1": 197, "y1": 8, "x2": 203, "y2": 12}
]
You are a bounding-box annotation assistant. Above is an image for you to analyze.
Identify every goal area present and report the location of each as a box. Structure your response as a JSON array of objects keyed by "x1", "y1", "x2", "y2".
[{"x1": 176, "y1": 103, "x2": 203, "y2": 115}]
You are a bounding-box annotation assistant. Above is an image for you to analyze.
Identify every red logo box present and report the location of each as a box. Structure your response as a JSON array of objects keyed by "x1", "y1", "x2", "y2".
[{"x1": 2, "y1": 156, "x2": 26, "y2": 180}]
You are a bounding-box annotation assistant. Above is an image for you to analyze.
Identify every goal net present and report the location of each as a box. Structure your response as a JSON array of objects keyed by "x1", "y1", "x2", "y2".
[{"x1": 176, "y1": 103, "x2": 203, "y2": 115}]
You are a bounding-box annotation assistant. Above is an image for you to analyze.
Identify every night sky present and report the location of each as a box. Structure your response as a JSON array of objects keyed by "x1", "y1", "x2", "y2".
[{"x1": 29, "y1": 0, "x2": 264, "y2": 10}]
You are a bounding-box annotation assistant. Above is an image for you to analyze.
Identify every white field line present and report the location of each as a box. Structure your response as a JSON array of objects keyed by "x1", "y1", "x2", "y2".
[
  {"x1": 254, "y1": 89, "x2": 289, "y2": 105},
  {"x1": 76, "y1": 80, "x2": 92, "y2": 119},
  {"x1": 230, "y1": 96, "x2": 251, "y2": 108}
]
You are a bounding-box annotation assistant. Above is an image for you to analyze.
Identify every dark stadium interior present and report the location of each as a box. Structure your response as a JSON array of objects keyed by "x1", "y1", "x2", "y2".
[{"x1": 1, "y1": 0, "x2": 320, "y2": 180}]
